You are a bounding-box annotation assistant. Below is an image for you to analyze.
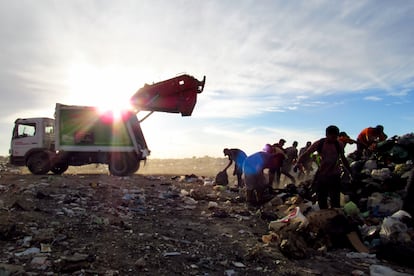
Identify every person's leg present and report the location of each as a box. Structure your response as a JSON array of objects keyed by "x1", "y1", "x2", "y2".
[
  {"x1": 283, "y1": 170, "x2": 296, "y2": 184},
  {"x1": 316, "y1": 176, "x2": 329, "y2": 209},
  {"x1": 244, "y1": 174, "x2": 255, "y2": 204},
  {"x1": 236, "y1": 172, "x2": 244, "y2": 188},
  {"x1": 275, "y1": 168, "x2": 281, "y2": 188},
  {"x1": 268, "y1": 168, "x2": 275, "y2": 188},
  {"x1": 246, "y1": 189, "x2": 254, "y2": 203},
  {"x1": 328, "y1": 175, "x2": 341, "y2": 208},
  {"x1": 256, "y1": 188, "x2": 264, "y2": 204},
  {"x1": 317, "y1": 189, "x2": 329, "y2": 209}
]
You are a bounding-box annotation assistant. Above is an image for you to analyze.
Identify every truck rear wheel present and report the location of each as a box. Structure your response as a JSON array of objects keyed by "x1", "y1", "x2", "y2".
[
  {"x1": 127, "y1": 154, "x2": 140, "y2": 175},
  {"x1": 27, "y1": 152, "x2": 51, "y2": 175},
  {"x1": 109, "y1": 152, "x2": 130, "y2": 176}
]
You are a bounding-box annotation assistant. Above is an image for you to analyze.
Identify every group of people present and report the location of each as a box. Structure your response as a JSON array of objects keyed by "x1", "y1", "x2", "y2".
[{"x1": 222, "y1": 124, "x2": 388, "y2": 208}]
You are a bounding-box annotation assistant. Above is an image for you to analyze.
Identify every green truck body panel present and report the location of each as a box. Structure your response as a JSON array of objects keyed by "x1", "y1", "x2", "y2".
[{"x1": 58, "y1": 106, "x2": 133, "y2": 147}]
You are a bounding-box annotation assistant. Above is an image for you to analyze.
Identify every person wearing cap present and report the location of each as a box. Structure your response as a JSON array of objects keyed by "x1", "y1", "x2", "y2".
[
  {"x1": 296, "y1": 125, "x2": 351, "y2": 209},
  {"x1": 355, "y1": 125, "x2": 388, "y2": 159}
]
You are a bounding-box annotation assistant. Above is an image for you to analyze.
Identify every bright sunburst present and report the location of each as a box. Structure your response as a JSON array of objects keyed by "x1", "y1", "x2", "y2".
[{"x1": 64, "y1": 63, "x2": 143, "y2": 113}]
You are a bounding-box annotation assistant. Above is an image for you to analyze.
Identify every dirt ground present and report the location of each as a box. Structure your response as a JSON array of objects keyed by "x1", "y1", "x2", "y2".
[{"x1": 1, "y1": 158, "x2": 414, "y2": 275}]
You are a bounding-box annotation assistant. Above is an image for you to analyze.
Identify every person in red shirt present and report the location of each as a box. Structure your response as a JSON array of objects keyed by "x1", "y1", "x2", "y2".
[{"x1": 356, "y1": 125, "x2": 387, "y2": 159}]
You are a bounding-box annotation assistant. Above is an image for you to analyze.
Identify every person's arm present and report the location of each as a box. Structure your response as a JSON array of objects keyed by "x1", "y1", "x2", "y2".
[
  {"x1": 224, "y1": 159, "x2": 233, "y2": 171},
  {"x1": 345, "y1": 137, "x2": 357, "y2": 144},
  {"x1": 274, "y1": 147, "x2": 288, "y2": 159},
  {"x1": 223, "y1": 152, "x2": 233, "y2": 171},
  {"x1": 338, "y1": 142, "x2": 352, "y2": 175}
]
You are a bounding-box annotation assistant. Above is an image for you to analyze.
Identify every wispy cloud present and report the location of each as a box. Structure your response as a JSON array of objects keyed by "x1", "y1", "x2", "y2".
[
  {"x1": 364, "y1": 96, "x2": 382, "y2": 102},
  {"x1": 0, "y1": 1, "x2": 413, "y2": 157}
]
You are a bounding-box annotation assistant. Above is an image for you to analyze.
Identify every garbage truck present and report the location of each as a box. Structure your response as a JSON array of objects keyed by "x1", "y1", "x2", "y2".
[{"x1": 9, "y1": 74, "x2": 206, "y2": 176}]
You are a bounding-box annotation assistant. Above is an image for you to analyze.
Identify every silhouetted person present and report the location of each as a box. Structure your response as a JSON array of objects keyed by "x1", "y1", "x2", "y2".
[
  {"x1": 265, "y1": 142, "x2": 286, "y2": 189},
  {"x1": 297, "y1": 125, "x2": 351, "y2": 209},
  {"x1": 223, "y1": 148, "x2": 247, "y2": 188},
  {"x1": 297, "y1": 141, "x2": 313, "y2": 180},
  {"x1": 280, "y1": 141, "x2": 298, "y2": 186},
  {"x1": 356, "y1": 125, "x2": 387, "y2": 159}
]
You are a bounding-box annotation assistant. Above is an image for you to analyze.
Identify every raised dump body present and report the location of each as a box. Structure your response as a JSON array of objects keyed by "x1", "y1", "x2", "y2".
[{"x1": 130, "y1": 74, "x2": 206, "y2": 116}]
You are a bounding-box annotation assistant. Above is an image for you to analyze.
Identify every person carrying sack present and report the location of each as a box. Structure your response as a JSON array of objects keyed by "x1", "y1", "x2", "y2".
[{"x1": 222, "y1": 148, "x2": 247, "y2": 188}]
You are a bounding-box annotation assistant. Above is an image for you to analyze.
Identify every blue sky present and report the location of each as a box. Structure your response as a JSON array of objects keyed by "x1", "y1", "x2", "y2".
[{"x1": 0, "y1": 1, "x2": 413, "y2": 158}]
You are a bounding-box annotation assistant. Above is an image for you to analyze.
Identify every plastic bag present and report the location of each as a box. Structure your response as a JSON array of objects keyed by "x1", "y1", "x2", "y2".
[
  {"x1": 269, "y1": 206, "x2": 308, "y2": 230},
  {"x1": 379, "y1": 210, "x2": 412, "y2": 243}
]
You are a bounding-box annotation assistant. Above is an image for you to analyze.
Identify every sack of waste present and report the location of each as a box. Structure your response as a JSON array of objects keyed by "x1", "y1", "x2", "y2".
[{"x1": 215, "y1": 170, "x2": 228, "y2": 185}]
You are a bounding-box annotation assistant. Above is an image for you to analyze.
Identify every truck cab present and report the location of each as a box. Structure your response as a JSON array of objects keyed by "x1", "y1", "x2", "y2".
[{"x1": 10, "y1": 118, "x2": 55, "y2": 166}]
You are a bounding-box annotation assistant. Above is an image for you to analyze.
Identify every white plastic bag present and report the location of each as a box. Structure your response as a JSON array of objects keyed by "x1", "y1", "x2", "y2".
[{"x1": 269, "y1": 206, "x2": 308, "y2": 230}]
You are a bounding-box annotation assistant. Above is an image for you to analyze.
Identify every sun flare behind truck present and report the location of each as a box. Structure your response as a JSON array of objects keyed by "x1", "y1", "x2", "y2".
[{"x1": 9, "y1": 74, "x2": 205, "y2": 176}]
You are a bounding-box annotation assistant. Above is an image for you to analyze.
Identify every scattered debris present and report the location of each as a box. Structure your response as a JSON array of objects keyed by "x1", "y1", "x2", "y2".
[{"x1": 1, "y1": 155, "x2": 414, "y2": 275}]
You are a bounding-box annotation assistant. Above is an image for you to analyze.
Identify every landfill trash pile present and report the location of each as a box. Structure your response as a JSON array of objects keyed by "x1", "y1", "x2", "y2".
[
  {"x1": 1, "y1": 156, "x2": 414, "y2": 275},
  {"x1": 258, "y1": 133, "x2": 414, "y2": 270}
]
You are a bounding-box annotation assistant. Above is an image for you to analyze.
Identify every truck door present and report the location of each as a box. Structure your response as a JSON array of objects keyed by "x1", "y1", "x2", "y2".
[{"x1": 10, "y1": 120, "x2": 42, "y2": 161}]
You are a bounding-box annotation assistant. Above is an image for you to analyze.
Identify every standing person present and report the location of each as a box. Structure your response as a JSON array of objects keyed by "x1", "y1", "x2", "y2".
[
  {"x1": 266, "y1": 141, "x2": 287, "y2": 189},
  {"x1": 296, "y1": 125, "x2": 351, "y2": 209},
  {"x1": 297, "y1": 141, "x2": 313, "y2": 180},
  {"x1": 223, "y1": 148, "x2": 247, "y2": 188},
  {"x1": 280, "y1": 141, "x2": 298, "y2": 185},
  {"x1": 355, "y1": 125, "x2": 387, "y2": 159},
  {"x1": 243, "y1": 150, "x2": 284, "y2": 205}
]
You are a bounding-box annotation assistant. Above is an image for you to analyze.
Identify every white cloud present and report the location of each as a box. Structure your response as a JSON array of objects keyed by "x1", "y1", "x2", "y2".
[{"x1": 364, "y1": 96, "x2": 382, "y2": 101}]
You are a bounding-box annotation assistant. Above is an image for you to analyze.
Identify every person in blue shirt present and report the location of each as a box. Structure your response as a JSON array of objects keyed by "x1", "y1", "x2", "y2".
[{"x1": 223, "y1": 148, "x2": 247, "y2": 188}]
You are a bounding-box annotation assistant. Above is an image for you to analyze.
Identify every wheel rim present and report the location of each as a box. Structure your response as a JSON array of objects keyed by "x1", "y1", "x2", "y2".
[{"x1": 28, "y1": 153, "x2": 50, "y2": 174}]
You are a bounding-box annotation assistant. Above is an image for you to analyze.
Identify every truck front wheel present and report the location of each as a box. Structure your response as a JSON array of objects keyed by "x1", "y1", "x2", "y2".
[
  {"x1": 51, "y1": 162, "x2": 69, "y2": 175},
  {"x1": 27, "y1": 152, "x2": 51, "y2": 175}
]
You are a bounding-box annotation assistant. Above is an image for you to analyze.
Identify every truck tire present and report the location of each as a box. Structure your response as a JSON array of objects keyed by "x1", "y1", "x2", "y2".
[
  {"x1": 27, "y1": 152, "x2": 51, "y2": 175},
  {"x1": 127, "y1": 154, "x2": 140, "y2": 175},
  {"x1": 109, "y1": 152, "x2": 130, "y2": 176},
  {"x1": 51, "y1": 162, "x2": 69, "y2": 175}
]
